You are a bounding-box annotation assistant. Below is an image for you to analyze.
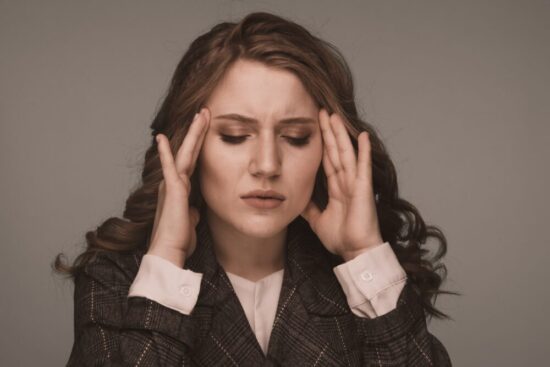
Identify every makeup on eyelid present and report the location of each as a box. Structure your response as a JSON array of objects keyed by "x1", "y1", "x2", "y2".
[
  {"x1": 215, "y1": 121, "x2": 314, "y2": 132},
  {"x1": 219, "y1": 133, "x2": 311, "y2": 146},
  {"x1": 215, "y1": 123, "x2": 314, "y2": 146}
]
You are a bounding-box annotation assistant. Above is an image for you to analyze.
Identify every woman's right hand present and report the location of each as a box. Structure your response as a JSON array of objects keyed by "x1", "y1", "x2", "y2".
[{"x1": 146, "y1": 108, "x2": 210, "y2": 268}]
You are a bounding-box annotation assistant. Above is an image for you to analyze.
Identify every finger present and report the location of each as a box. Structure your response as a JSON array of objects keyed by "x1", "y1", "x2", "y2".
[
  {"x1": 323, "y1": 143, "x2": 344, "y2": 200},
  {"x1": 319, "y1": 108, "x2": 346, "y2": 191},
  {"x1": 156, "y1": 134, "x2": 180, "y2": 184},
  {"x1": 329, "y1": 113, "x2": 357, "y2": 192},
  {"x1": 356, "y1": 131, "x2": 373, "y2": 187},
  {"x1": 319, "y1": 109, "x2": 336, "y2": 177},
  {"x1": 150, "y1": 180, "x2": 164, "y2": 244},
  {"x1": 174, "y1": 109, "x2": 209, "y2": 176},
  {"x1": 319, "y1": 109, "x2": 344, "y2": 199},
  {"x1": 188, "y1": 108, "x2": 210, "y2": 174}
]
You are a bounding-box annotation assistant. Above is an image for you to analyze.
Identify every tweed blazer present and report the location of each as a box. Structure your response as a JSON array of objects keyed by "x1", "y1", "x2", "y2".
[{"x1": 67, "y1": 216, "x2": 452, "y2": 366}]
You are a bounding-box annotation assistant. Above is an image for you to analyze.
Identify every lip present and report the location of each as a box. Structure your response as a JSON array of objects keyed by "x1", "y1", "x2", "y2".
[
  {"x1": 241, "y1": 189, "x2": 286, "y2": 201},
  {"x1": 242, "y1": 197, "x2": 284, "y2": 209}
]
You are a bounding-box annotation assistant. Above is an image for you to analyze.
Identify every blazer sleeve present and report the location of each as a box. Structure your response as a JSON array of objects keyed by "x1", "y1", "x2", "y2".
[
  {"x1": 354, "y1": 279, "x2": 452, "y2": 366},
  {"x1": 66, "y1": 250, "x2": 200, "y2": 367},
  {"x1": 333, "y1": 242, "x2": 452, "y2": 366}
]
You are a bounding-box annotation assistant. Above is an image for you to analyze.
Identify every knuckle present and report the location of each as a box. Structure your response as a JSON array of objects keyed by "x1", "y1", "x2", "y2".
[{"x1": 180, "y1": 174, "x2": 190, "y2": 186}]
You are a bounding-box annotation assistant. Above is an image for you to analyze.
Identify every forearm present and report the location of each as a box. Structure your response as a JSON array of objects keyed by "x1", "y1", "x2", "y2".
[{"x1": 68, "y1": 250, "x2": 200, "y2": 366}]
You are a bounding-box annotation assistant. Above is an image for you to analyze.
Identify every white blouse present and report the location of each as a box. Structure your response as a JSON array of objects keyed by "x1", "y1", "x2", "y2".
[
  {"x1": 225, "y1": 269, "x2": 285, "y2": 354},
  {"x1": 129, "y1": 242, "x2": 407, "y2": 356}
]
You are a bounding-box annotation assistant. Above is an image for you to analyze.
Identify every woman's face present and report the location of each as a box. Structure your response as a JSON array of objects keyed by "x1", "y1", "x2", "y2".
[{"x1": 199, "y1": 58, "x2": 323, "y2": 238}]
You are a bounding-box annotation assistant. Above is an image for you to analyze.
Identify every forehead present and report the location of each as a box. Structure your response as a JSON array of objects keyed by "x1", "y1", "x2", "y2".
[{"x1": 206, "y1": 59, "x2": 318, "y2": 121}]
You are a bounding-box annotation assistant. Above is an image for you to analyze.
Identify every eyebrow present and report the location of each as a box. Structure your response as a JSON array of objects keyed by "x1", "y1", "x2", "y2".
[{"x1": 213, "y1": 113, "x2": 316, "y2": 125}]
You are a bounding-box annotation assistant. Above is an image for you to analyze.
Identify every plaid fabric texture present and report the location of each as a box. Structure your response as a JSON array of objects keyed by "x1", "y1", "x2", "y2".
[{"x1": 67, "y1": 217, "x2": 452, "y2": 366}]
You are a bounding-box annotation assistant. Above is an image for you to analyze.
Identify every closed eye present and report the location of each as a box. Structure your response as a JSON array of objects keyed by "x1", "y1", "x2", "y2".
[{"x1": 219, "y1": 134, "x2": 310, "y2": 147}]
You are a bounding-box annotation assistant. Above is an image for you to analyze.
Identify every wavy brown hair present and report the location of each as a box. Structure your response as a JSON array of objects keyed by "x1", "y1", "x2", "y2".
[{"x1": 53, "y1": 11, "x2": 458, "y2": 321}]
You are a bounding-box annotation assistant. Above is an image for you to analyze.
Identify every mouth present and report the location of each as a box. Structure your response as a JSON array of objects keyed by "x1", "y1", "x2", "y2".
[
  {"x1": 241, "y1": 190, "x2": 286, "y2": 201},
  {"x1": 241, "y1": 196, "x2": 284, "y2": 209}
]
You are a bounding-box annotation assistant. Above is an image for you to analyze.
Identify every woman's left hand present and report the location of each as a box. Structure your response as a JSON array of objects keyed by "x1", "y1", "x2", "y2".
[{"x1": 300, "y1": 108, "x2": 384, "y2": 262}]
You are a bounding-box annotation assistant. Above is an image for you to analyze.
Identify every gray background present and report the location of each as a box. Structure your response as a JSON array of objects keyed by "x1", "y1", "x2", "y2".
[{"x1": 1, "y1": 0, "x2": 548, "y2": 366}]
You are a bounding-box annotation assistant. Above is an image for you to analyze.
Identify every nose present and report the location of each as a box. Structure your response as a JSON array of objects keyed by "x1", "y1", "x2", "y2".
[{"x1": 249, "y1": 134, "x2": 282, "y2": 178}]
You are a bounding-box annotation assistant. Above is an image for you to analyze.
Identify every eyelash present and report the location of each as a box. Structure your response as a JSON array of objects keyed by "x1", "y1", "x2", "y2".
[{"x1": 219, "y1": 134, "x2": 311, "y2": 147}]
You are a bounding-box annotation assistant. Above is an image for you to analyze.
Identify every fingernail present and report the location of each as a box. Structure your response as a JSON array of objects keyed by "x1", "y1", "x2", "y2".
[{"x1": 193, "y1": 113, "x2": 199, "y2": 121}]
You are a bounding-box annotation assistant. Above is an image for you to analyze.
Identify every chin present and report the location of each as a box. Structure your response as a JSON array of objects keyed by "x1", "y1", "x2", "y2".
[{"x1": 234, "y1": 216, "x2": 290, "y2": 237}]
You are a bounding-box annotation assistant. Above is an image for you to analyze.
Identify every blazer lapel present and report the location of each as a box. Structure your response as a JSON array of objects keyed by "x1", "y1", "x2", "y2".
[
  {"x1": 184, "y1": 217, "x2": 266, "y2": 366},
  {"x1": 265, "y1": 218, "x2": 360, "y2": 366},
  {"x1": 185, "y1": 216, "x2": 358, "y2": 366}
]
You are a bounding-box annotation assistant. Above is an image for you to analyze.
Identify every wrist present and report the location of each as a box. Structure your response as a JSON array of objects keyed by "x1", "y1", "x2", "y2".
[
  {"x1": 339, "y1": 238, "x2": 385, "y2": 262},
  {"x1": 146, "y1": 246, "x2": 187, "y2": 268},
  {"x1": 340, "y1": 247, "x2": 374, "y2": 262}
]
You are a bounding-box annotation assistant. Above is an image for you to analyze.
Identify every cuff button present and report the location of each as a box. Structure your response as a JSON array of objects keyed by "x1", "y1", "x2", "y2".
[
  {"x1": 360, "y1": 271, "x2": 374, "y2": 282},
  {"x1": 179, "y1": 285, "x2": 191, "y2": 296}
]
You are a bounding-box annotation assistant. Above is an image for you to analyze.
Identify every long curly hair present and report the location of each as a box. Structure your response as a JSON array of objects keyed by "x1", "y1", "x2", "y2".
[{"x1": 53, "y1": 11, "x2": 458, "y2": 321}]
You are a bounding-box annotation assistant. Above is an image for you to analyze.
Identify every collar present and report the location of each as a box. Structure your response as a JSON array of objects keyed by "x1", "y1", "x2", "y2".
[{"x1": 185, "y1": 215, "x2": 350, "y2": 318}]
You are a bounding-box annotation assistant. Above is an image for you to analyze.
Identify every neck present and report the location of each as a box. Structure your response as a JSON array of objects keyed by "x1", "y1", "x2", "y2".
[{"x1": 206, "y1": 210, "x2": 287, "y2": 283}]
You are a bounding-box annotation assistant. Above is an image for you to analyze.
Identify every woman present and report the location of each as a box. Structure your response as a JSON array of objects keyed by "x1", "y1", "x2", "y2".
[{"x1": 54, "y1": 11, "x2": 455, "y2": 366}]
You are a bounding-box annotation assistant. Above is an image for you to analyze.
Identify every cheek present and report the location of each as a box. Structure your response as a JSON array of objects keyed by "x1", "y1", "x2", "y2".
[
  {"x1": 287, "y1": 148, "x2": 322, "y2": 198},
  {"x1": 200, "y1": 135, "x2": 234, "y2": 173},
  {"x1": 201, "y1": 134, "x2": 244, "y2": 167},
  {"x1": 198, "y1": 138, "x2": 243, "y2": 199},
  {"x1": 302, "y1": 138, "x2": 323, "y2": 176},
  {"x1": 198, "y1": 144, "x2": 226, "y2": 193}
]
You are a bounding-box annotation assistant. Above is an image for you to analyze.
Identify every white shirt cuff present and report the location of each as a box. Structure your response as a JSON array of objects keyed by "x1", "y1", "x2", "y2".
[
  {"x1": 128, "y1": 254, "x2": 203, "y2": 315},
  {"x1": 333, "y1": 242, "x2": 407, "y2": 317}
]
